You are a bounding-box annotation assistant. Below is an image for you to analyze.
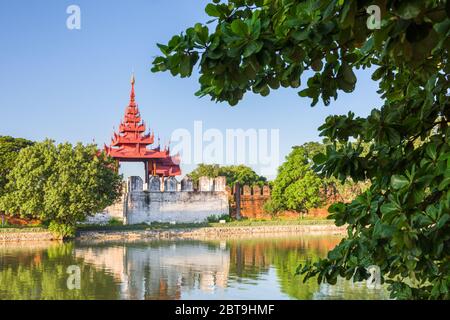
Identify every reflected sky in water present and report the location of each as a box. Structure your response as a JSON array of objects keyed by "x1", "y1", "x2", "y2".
[{"x1": 0, "y1": 235, "x2": 389, "y2": 300}]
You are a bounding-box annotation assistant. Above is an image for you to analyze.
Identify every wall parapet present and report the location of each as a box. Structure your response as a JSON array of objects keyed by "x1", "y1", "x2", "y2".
[
  {"x1": 126, "y1": 191, "x2": 229, "y2": 225},
  {"x1": 227, "y1": 184, "x2": 271, "y2": 196},
  {"x1": 228, "y1": 183, "x2": 271, "y2": 219},
  {"x1": 93, "y1": 176, "x2": 230, "y2": 225},
  {"x1": 127, "y1": 176, "x2": 227, "y2": 193}
]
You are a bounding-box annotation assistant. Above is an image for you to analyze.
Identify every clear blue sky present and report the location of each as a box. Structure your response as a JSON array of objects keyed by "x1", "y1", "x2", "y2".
[{"x1": 0, "y1": 0, "x2": 382, "y2": 180}]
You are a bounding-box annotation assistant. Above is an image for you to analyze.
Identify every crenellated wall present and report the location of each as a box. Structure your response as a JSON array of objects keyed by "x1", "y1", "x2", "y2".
[
  {"x1": 228, "y1": 184, "x2": 271, "y2": 219},
  {"x1": 125, "y1": 191, "x2": 228, "y2": 225},
  {"x1": 227, "y1": 184, "x2": 330, "y2": 219},
  {"x1": 89, "y1": 176, "x2": 229, "y2": 225}
]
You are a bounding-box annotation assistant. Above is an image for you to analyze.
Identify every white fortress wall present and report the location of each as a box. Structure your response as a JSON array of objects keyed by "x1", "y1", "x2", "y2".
[
  {"x1": 126, "y1": 191, "x2": 229, "y2": 225},
  {"x1": 89, "y1": 176, "x2": 229, "y2": 225}
]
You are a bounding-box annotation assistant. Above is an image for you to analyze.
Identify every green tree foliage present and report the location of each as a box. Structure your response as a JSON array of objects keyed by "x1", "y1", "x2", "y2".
[
  {"x1": 0, "y1": 136, "x2": 34, "y2": 195},
  {"x1": 302, "y1": 140, "x2": 371, "y2": 202},
  {"x1": 188, "y1": 163, "x2": 267, "y2": 186},
  {"x1": 152, "y1": 0, "x2": 450, "y2": 299},
  {"x1": 266, "y1": 141, "x2": 369, "y2": 215},
  {"x1": 0, "y1": 140, "x2": 122, "y2": 237},
  {"x1": 270, "y1": 146, "x2": 322, "y2": 213},
  {"x1": 187, "y1": 163, "x2": 221, "y2": 182},
  {"x1": 220, "y1": 164, "x2": 267, "y2": 186}
]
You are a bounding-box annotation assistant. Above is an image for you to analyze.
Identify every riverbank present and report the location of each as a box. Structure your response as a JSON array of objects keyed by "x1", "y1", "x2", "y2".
[
  {"x1": 77, "y1": 224, "x2": 346, "y2": 242},
  {"x1": 0, "y1": 227, "x2": 59, "y2": 242},
  {"x1": 1, "y1": 220, "x2": 345, "y2": 242}
]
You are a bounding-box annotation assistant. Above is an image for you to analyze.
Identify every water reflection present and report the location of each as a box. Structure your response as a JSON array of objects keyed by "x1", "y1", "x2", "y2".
[
  {"x1": 0, "y1": 242, "x2": 118, "y2": 299},
  {"x1": 0, "y1": 235, "x2": 389, "y2": 300},
  {"x1": 74, "y1": 241, "x2": 231, "y2": 299}
]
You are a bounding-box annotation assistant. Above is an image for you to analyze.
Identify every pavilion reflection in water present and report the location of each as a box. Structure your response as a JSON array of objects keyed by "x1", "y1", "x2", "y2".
[{"x1": 74, "y1": 241, "x2": 230, "y2": 300}]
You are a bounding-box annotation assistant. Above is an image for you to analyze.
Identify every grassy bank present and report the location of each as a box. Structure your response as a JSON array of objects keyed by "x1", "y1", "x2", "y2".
[
  {"x1": 0, "y1": 226, "x2": 46, "y2": 233},
  {"x1": 1, "y1": 218, "x2": 335, "y2": 235},
  {"x1": 209, "y1": 218, "x2": 334, "y2": 227},
  {"x1": 77, "y1": 218, "x2": 334, "y2": 232}
]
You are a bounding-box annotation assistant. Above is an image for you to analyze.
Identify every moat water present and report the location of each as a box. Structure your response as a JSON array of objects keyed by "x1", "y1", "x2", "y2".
[{"x1": 0, "y1": 234, "x2": 389, "y2": 300}]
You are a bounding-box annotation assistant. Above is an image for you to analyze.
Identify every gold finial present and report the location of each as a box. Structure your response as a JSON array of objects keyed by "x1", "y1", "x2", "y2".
[{"x1": 131, "y1": 72, "x2": 135, "y2": 85}]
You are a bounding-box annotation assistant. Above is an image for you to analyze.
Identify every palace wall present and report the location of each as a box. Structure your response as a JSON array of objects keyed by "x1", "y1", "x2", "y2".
[
  {"x1": 126, "y1": 191, "x2": 228, "y2": 225},
  {"x1": 228, "y1": 185, "x2": 271, "y2": 219},
  {"x1": 88, "y1": 176, "x2": 229, "y2": 225},
  {"x1": 227, "y1": 184, "x2": 329, "y2": 219},
  {"x1": 87, "y1": 176, "x2": 329, "y2": 225}
]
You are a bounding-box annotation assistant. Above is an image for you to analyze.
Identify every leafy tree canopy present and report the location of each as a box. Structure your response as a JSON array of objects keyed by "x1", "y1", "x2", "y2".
[
  {"x1": 0, "y1": 136, "x2": 34, "y2": 196},
  {"x1": 267, "y1": 140, "x2": 368, "y2": 214},
  {"x1": 302, "y1": 140, "x2": 371, "y2": 202},
  {"x1": 152, "y1": 0, "x2": 450, "y2": 299},
  {"x1": 188, "y1": 163, "x2": 267, "y2": 186},
  {"x1": 270, "y1": 145, "x2": 323, "y2": 213},
  {"x1": 188, "y1": 163, "x2": 221, "y2": 182},
  {"x1": 0, "y1": 140, "x2": 122, "y2": 237}
]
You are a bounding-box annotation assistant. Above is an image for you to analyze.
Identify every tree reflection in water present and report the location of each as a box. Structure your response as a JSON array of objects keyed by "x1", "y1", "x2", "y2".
[
  {"x1": 0, "y1": 235, "x2": 388, "y2": 300},
  {"x1": 0, "y1": 242, "x2": 118, "y2": 299}
]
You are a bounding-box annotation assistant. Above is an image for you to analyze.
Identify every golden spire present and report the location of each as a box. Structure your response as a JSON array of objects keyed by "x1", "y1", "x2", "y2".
[{"x1": 130, "y1": 73, "x2": 136, "y2": 103}]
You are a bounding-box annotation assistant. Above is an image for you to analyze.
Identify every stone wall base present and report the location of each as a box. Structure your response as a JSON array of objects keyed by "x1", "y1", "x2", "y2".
[{"x1": 0, "y1": 231, "x2": 58, "y2": 242}]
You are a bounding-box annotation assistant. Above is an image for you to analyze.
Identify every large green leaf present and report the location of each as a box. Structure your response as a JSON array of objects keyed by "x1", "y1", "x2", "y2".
[
  {"x1": 380, "y1": 202, "x2": 400, "y2": 215},
  {"x1": 391, "y1": 175, "x2": 410, "y2": 190},
  {"x1": 205, "y1": 3, "x2": 221, "y2": 17},
  {"x1": 243, "y1": 41, "x2": 263, "y2": 57},
  {"x1": 231, "y1": 19, "x2": 248, "y2": 36},
  {"x1": 438, "y1": 169, "x2": 450, "y2": 191}
]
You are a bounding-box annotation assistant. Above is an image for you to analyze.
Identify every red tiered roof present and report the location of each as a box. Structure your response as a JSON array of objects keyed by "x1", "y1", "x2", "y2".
[{"x1": 104, "y1": 75, "x2": 181, "y2": 177}]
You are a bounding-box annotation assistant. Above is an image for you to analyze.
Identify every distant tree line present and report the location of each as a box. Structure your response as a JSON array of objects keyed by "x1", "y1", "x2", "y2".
[
  {"x1": 187, "y1": 163, "x2": 267, "y2": 187},
  {"x1": 187, "y1": 141, "x2": 369, "y2": 215},
  {"x1": 264, "y1": 141, "x2": 370, "y2": 215}
]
